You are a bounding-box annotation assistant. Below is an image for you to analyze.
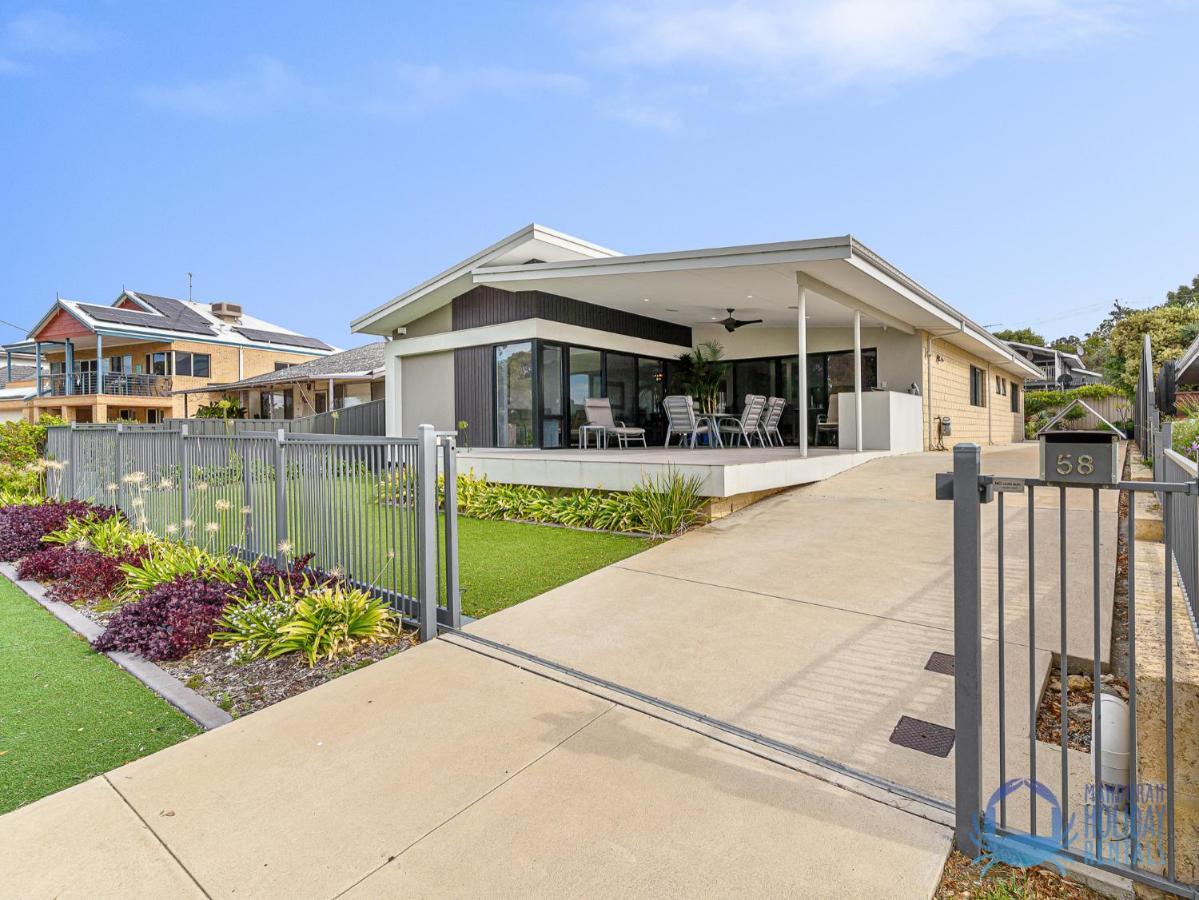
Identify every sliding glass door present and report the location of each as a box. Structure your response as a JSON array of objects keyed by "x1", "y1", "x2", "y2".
[{"x1": 540, "y1": 344, "x2": 565, "y2": 448}]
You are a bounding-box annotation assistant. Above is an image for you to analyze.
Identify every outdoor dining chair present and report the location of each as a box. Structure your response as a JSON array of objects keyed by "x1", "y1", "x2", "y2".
[
  {"x1": 583, "y1": 397, "x2": 648, "y2": 448},
  {"x1": 662, "y1": 395, "x2": 710, "y2": 448},
  {"x1": 815, "y1": 399, "x2": 839, "y2": 446},
  {"x1": 719, "y1": 394, "x2": 767, "y2": 446},
  {"x1": 758, "y1": 396, "x2": 786, "y2": 446}
]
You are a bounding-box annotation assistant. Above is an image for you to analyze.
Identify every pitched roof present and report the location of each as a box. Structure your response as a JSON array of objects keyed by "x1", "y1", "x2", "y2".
[
  {"x1": 0, "y1": 364, "x2": 35, "y2": 389},
  {"x1": 26, "y1": 290, "x2": 339, "y2": 355},
  {"x1": 175, "y1": 342, "x2": 385, "y2": 394}
]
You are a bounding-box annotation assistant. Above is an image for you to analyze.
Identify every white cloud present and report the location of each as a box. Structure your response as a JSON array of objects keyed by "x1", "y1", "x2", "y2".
[
  {"x1": 585, "y1": 0, "x2": 1132, "y2": 89},
  {"x1": 363, "y1": 62, "x2": 587, "y2": 115},
  {"x1": 5, "y1": 9, "x2": 97, "y2": 54},
  {"x1": 138, "y1": 56, "x2": 316, "y2": 117}
]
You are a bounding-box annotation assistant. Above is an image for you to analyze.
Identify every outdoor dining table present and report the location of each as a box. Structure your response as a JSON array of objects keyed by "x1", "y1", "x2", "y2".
[{"x1": 700, "y1": 412, "x2": 742, "y2": 448}]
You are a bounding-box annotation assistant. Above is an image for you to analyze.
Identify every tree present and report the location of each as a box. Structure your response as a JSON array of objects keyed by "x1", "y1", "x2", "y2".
[
  {"x1": 674, "y1": 341, "x2": 729, "y2": 413},
  {"x1": 1105, "y1": 305, "x2": 1199, "y2": 396},
  {"x1": 1166, "y1": 275, "x2": 1199, "y2": 308},
  {"x1": 993, "y1": 327, "x2": 1046, "y2": 346},
  {"x1": 1049, "y1": 335, "x2": 1083, "y2": 354},
  {"x1": 1081, "y1": 300, "x2": 1135, "y2": 375}
]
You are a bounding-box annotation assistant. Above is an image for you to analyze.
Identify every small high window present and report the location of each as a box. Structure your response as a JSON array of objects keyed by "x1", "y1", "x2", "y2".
[{"x1": 1010, "y1": 382, "x2": 1020, "y2": 413}]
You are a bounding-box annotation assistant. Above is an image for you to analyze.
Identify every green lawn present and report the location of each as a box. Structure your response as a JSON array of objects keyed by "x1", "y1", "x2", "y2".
[
  {"x1": 0, "y1": 576, "x2": 199, "y2": 814},
  {"x1": 456, "y1": 518, "x2": 654, "y2": 618}
]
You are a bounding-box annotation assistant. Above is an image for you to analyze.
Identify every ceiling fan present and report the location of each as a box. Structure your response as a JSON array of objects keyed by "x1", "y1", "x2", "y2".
[{"x1": 719, "y1": 308, "x2": 763, "y2": 333}]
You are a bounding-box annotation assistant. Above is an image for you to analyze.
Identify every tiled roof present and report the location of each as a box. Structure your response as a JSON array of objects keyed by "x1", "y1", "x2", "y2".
[
  {"x1": 0, "y1": 364, "x2": 35, "y2": 389},
  {"x1": 196, "y1": 342, "x2": 385, "y2": 392}
]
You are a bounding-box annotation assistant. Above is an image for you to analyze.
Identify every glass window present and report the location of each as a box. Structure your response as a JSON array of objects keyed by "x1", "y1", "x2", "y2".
[
  {"x1": 260, "y1": 390, "x2": 293, "y2": 419},
  {"x1": 970, "y1": 366, "x2": 986, "y2": 407},
  {"x1": 177, "y1": 353, "x2": 212, "y2": 378},
  {"x1": 540, "y1": 345, "x2": 564, "y2": 448},
  {"x1": 1010, "y1": 382, "x2": 1020, "y2": 413},
  {"x1": 606, "y1": 353, "x2": 636, "y2": 424},
  {"x1": 315, "y1": 391, "x2": 328, "y2": 414},
  {"x1": 495, "y1": 342, "x2": 534, "y2": 448},
  {"x1": 145, "y1": 352, "x2": 170, "y2": 376},
  {"x1": 569, "y1": 347, "x2": 603, "y2": 439},
  {"x1": 732, "y1": 359, "x2": 772, "y2": 412},
  {"x1": 637, "y1": 357, "x2": 665, "y2": 437}
]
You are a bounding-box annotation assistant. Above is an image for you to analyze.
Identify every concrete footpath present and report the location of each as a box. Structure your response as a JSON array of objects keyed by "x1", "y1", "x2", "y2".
[
  {"x1": 1, "y1": 639, "x2": 950, "y2": 898},
  {"x1": 4, "y1": 443, "x2": 1110, "y2": 898}
]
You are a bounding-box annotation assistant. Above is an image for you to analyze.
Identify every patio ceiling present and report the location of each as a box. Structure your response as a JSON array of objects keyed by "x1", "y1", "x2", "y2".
[{"x1": 473, "y1": 236, "x2": 1039, "y2": 375}]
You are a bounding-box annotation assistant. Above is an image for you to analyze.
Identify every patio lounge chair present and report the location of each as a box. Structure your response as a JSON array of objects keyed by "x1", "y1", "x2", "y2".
[
  {"x1": 583, "y1": 397, "x2": 647, "y2": 448},
  {"x1": 719, "y1": 394, "x2": 767, "y2": 446},
  {"x1": 758, "y1": 396, "x2": 786, "y2": 446},
  {"x1": 662, "y1": 395, "x2": 710, "y2": 448},
  {"x1": 815, "y1": 399, "x2": 839, "y2": 446}
]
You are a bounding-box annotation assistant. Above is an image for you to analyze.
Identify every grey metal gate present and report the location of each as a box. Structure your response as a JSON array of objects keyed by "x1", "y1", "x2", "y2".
[{"x1": 945, "y1": 442, "x2": 1198, "y2": 897}]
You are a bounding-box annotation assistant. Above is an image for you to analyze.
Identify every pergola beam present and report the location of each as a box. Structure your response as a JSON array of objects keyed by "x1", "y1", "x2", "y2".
[{"x1": 795, "y1": 273, "x2": 914, "y2": 335}]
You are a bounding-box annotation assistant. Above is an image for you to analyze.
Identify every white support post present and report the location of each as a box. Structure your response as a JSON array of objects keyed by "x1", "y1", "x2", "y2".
[
  {"x1": 853, "y1": 309, "x2": 863, "y2": 452},
  {"x1": 797, "y1": 280, "x2": 808, "y2": 458}
]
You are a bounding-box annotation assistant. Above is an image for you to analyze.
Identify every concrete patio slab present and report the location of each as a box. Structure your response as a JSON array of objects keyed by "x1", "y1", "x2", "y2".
[
  {"x1": 343, "y1": 705, "x2": 952, "y2": 899},
  {"x1": 0, "y1": 777, "x2": 204, "y2": 899}
]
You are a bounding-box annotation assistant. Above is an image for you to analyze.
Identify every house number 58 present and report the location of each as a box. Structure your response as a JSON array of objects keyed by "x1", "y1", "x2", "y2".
[{"x1": 1056, "y1": 453, "x2": 1094, "y2": 476}]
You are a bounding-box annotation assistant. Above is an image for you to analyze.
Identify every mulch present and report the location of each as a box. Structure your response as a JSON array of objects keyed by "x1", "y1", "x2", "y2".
[{"x1": 935, "y1": 849, "x2": 1102, "y2": 898}]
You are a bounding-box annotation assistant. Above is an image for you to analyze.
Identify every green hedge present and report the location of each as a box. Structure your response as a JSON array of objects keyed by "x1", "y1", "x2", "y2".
[{"x1": 1023, "y1": 384, "x2": 1121, "y2": 418}]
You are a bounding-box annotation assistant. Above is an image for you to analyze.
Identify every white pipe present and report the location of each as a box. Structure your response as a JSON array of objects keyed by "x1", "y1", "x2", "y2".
[{"x1": 1093, "y1": 693, "x2": 1130, "y2": 796}]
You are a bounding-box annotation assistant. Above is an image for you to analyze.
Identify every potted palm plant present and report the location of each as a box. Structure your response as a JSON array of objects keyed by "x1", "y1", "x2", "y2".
[{"x1": 675, "y1": 341, "x2": 729, "y2": 414}]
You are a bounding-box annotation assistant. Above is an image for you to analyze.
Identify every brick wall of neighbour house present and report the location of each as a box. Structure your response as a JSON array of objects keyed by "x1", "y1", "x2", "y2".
[{"x1": 921, "y1": 332, "x2": 1025, "y2": 449}]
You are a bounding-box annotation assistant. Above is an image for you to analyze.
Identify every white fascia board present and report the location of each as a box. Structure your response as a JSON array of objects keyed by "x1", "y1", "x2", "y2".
[
  {"x1": 478, "y1": 236, "x2": 854, "y2": 283},
  {"x1": 27, "y1": 300, "x2": 89, "y2": 339},
  {"x1": 845, "y1": 246, "x2": 1041, "y2": 379},
  {"x1": 388, "y1": 319, "x2": 690, "y2": 361},
  {"x1": 350, "y1": 223, "x2": 621, "y2": 334},
  {"x1": 1175, "y1": 332, "x2": 1199, "y2": 378}
]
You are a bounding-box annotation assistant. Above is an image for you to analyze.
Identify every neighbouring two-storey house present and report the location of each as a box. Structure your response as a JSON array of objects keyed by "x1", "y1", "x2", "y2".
[
  {"x1": 0, "y1": 291, "x2": 336, "y2": 424},
  {"x1": 1004, "y1": 340, "x2": 1103, "y2": 392}
]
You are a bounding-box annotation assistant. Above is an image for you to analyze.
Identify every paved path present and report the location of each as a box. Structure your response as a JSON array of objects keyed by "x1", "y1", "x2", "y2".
[{"x1": 0, "y1": 443, "x2": 1116, "y2": 897}]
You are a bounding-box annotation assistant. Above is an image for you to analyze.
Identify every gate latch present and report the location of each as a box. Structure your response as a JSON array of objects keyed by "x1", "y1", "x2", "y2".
[{"x1": 935, "y1": 473, "x2": 994, "y2": 503}]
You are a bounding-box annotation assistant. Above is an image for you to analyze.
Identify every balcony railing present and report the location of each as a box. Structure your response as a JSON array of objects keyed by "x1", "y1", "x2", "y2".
[{"x1": 41, "y1": 371, "x2": 172, "y2": 398}]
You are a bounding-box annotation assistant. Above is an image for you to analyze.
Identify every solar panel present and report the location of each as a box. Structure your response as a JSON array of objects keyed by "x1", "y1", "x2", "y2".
[
  {"x1": 76, "y1": 303, "x2": 216, "y2": 336},
  {"x1": 134, "y1": 293, "x2": 217, "y2": 331},
  {"x1": 233, "y1": 327, "x2": 333, "y2": 351}
]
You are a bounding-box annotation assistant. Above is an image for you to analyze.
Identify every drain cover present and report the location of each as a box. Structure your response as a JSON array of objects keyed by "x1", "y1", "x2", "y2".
[
  {"x1": 889, "y1": 716, "x2": 955, "y2": 757},
  {"x1": 925, "y1": 652, "x2": 955, "y2": 676}
]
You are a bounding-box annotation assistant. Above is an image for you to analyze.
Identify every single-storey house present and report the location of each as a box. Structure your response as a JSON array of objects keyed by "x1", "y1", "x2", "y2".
[
  {"x1": 174, "y1": 341, "x2": 386, "y2": 419},
  {"x1": 351, "y1": 225, "x2": 1038, "y2": 501}
]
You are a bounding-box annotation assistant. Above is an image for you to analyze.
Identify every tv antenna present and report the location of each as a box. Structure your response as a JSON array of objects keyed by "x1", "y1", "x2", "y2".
[{"x1": 187, "y1": 272, "x2": 193, "y2": 301}]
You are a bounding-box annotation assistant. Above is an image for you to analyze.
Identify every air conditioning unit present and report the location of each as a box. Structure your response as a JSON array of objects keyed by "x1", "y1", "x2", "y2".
[{"x1": 210, "y1": 302, "x2": 243, "y2": 321}]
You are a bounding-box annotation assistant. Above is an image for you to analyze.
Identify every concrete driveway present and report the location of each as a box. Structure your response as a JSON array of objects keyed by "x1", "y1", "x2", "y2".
[{"x1": 1, "y1": 443, "x2": 1113, "y2": 897}]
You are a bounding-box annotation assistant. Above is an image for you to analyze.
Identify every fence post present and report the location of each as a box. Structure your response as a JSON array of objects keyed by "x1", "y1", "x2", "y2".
[
  {"x1": 441, "y1": 434, "x2": 461, "y2": 629},
  {"x1": 67, "y1": 423, "x2": 77, "y2": 499},
  {"x1": 113, "y1": 424, "x2": 124, "y2": 515},
  {"x1": 952, "y1": 443, "x2": 984, "y2": 857},
  {"x1": 179, "y1": 422, "x2": 191, "y2": 534},
  {"x1": 417, "y1": 424, "x2": 438, "y2": 642},
  {"x1": 274, "y1": 429, "x2": 288, "y2": 566}
]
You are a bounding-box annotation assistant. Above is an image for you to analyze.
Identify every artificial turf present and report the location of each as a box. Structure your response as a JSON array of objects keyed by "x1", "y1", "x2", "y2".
[
  {"x1": 0, "y1": 575, "x2": 199, "y2": 814},
  {"x1": 456, "y1": 517, "x2": 653, "y2": 618}
]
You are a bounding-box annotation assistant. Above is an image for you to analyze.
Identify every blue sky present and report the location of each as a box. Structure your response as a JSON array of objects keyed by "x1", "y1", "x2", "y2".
[{"x1": 2, "y1": 1, "x2": 1197, "y2": 349}]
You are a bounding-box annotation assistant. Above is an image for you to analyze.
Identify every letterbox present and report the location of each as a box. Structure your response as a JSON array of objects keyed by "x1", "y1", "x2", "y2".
[{"x1": 1038, "y1": 430, "x2": 1119, "y2": 486}]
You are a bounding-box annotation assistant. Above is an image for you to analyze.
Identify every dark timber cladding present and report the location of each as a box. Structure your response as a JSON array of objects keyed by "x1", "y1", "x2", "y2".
[
  {"x1": 454, "y1": 346, "x2": 494, "y2": 444},
  {"x1": 452, "y1": 286, "x2": 692, "y2": 347}
]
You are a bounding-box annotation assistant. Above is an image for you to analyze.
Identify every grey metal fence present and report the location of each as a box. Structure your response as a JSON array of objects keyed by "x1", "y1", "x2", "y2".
[
  {"x1": 945, "y1": 443, "x2": 1198, "y2": 897},
  {"x1": 43, "y1": 420, "x2": 458, "y2": 640}
]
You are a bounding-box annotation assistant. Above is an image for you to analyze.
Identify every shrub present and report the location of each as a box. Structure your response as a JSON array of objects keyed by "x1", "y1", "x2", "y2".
[
  {"x1": 44, "y1": 515, "x2": 160, "y2": 556},
  {"x1": 1023, "y1": 384, "x2": 1121, "y2": 418},
  {"x1": 19, "y1": 545, "x2": 149, "y2": 604},
  {"x1": 116, "y1": 542, "x2": 240, "y2": 601},
  {"x1": 0, "y1": 416, "x2": 66, "y2": 501},
  {"x1": 267, "y1": 585, "x2": 397, "y2": 665},
  {"x1": 0, "y1": 500, "x2": 118, "y2": 561},
  {"x1": 1172, "y1": 418, "x2": 1199, "y2": 460},
  {"x1": 449, "y1": 470, "x2": 705, "y2": 537},
  {"x1": 94, "y1": 575, "x2": 233, "y2": 660}
]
